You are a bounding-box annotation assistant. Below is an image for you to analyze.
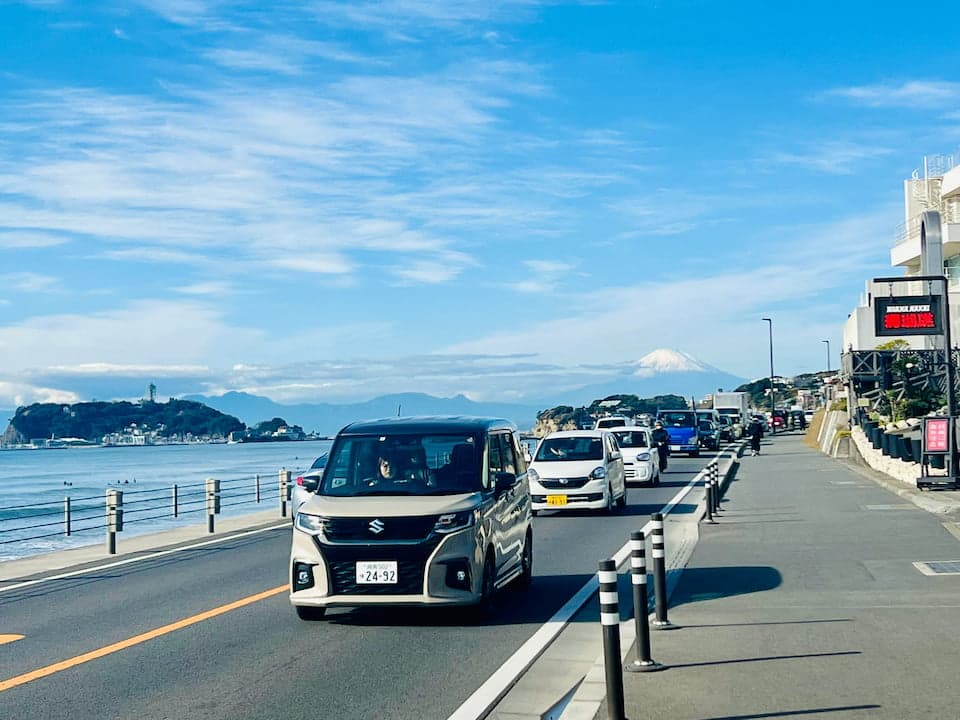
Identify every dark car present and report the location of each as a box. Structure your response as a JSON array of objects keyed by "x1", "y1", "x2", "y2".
[
  {"x1": 291, "y1": 452, "x2": 328, "y2": 514},
  {"x1": 698, "y1": 420, "x2": 719, "y2": 451}
]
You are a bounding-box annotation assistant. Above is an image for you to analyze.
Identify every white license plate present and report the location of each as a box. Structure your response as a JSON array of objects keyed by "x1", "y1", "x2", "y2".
[
  {"x1": 670, "y1": 445, "x2": 680, "y2": 451},
  {"x1": 356, "y1": 561, "x2": 398, "y2": 584}
]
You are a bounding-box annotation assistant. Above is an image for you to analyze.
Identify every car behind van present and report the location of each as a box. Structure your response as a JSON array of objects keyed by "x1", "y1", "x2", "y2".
[{"x1": 289, "y1": 416, "x2": 533, "y2": 621}]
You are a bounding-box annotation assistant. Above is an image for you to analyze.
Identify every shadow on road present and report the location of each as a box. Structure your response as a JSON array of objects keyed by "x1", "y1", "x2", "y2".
[{"x1": 668, "y1": 565, "x2": 783, "y2": 608}]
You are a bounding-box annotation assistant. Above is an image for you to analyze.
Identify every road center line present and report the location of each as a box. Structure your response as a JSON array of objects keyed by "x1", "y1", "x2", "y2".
[
  {"x1": 0, "y1": 584, "x2": 288, "y2": 693},
  {"x1": 0, "y1": 635, "x2": 24, "y2": 645}
]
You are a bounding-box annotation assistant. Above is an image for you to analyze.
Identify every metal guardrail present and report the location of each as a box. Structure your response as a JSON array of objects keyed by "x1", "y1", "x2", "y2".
[{"x1": 0, "y1": 469, "x2": 294, "y2": 555}]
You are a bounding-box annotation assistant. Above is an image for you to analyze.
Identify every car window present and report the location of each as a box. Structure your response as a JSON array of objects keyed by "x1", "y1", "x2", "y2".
[
  {"x1": 309, "y1": 453, "x2": 328, "y2": 470},
  {"x1": 488, "y1": 432, "x2": 518, "y2": 477},
  {"x1": 535, "y1": 436, "x2": 603, "y2": 462},
  {"x1": 612, "y1": 431, "x2": 648, "y2": 448}
]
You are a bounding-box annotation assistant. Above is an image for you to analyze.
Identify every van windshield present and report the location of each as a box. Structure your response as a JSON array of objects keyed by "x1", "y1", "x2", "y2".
[{"x1": 320, "y1": 434, "x2": 482, "y2": 497}]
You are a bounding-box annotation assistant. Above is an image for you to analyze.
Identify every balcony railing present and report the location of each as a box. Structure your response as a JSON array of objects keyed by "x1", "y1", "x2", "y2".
[{"x1": 894, "y1": 200, "x2": 960, "y2": 246}]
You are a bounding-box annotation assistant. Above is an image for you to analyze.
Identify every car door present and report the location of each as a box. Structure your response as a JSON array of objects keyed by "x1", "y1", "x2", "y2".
[
  {"x1": 604, "y1": 432, "x2": 625, "y2": 498},
  {"x1": 487, "y1": 431, "x2": 524, "y2": 577}
]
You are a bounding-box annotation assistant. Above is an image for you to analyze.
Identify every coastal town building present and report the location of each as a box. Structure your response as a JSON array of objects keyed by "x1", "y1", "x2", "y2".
[{"x1": 843, "y1": 150, "x2": 960, "y2": 351}]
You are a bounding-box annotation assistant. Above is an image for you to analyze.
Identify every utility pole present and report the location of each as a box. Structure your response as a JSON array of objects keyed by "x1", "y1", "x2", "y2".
[{"x1": 763, "y1": 318, "x2": 775, "y2": 434}]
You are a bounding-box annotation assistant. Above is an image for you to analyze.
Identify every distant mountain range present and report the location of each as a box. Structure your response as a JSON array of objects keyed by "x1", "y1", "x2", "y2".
[
  {"x1": 182, "y1": 392, "x2": 545, "y2": 435},
  {"x1": 183, "y1": 349, "x2": 748, "y2": 434}
]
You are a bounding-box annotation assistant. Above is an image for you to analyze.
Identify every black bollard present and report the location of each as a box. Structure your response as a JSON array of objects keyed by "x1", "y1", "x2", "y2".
[
  {"x1": 625, "y1": 532, "x2": 666, "y2": 673},
  {"x1": 711, "y1": 465, "x2": 721, "y2": 514},
  {"x1": 650, "y1": 513, "x2": 678, "y2": 630},
  {"x1": 598, "y1": 559, "x2": 626, "y2": 720},
  {"x1": 704, "y1": 473, "x2": 715, "y2": 524}
]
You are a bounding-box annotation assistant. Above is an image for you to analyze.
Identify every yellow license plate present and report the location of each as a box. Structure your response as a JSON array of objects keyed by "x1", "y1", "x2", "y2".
[{"x1": 546, "y1": 495, "x2": 568, "y2": 506}]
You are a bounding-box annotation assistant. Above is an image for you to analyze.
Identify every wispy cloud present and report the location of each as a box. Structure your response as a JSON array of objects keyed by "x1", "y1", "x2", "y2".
[
  {"x1": 1, "y1": 272, "x2": 60, "y2": 293},
  {"x1": 174, "y1": 281, "x2": 234, "y2": 296},
  {"x1": 0, "y1": 231, "x2": 70, "y2": 248},
  {"x1": 768, "y1": 140, "x2": 894, "y2": 175},
  {"x1": 824, "y1": 80, "x2": 960, "y2": 109}
]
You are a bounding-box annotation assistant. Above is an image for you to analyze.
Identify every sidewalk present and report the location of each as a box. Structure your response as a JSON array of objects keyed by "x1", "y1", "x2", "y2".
[{"x1": 595, "y1": 432, "x2": 960, "y2": 719}]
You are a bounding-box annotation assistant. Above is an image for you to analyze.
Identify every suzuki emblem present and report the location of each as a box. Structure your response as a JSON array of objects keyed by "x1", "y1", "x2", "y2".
[{"x1": 369, "y1": 518, "x2": 385, "y2": 535}]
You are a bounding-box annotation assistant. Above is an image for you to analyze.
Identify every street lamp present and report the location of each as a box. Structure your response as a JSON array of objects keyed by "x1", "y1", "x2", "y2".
[
  {"x1": 822, "y1": 339, "x2": 831, "y2": 373},
  {"x1": 763, "y1": 318, "x2": 775, "y2": 434}
]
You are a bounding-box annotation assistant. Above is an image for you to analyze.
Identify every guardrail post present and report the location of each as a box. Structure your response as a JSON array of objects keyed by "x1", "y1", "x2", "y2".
[
  {"x1": 625, "y1": 531, "x2": 666, "y2": 673},
  {"x1": 206, "y1": 477, "x2": 220, "y2": 533},
  {"x1": 650, "y1": 512, "x2": 677, "y2": 630},
  {"x1": 64, "y1": 496, "x2": 71, "y2": 536},
  {"x1": 173, "y1": 484, "x2": 179, "y2": 518},
  {"x1": 598, "y1": 559, "x2": 625, "y2": 720},
  {"x1": 106, "y1": 489, "x2": 122, "y2": 554},
  {"x1": 255, "y1": 473, "x2": 261, "y2": 504},
  {"x1": 279, "y1": 469, "x2": 290, "y2": 518}
]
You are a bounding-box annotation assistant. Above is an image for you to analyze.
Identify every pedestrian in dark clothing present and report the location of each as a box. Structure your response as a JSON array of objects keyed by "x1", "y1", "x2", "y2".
[
  {"x1": 747, "y1": 419, "x2": 763, "y2": 456},
  {"x1": 651, "y1": 421, "x2": 671, "y2": 472}
]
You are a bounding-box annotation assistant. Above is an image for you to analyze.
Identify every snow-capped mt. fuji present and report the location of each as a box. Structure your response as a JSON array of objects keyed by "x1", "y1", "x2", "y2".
[
  {"x1": 542, "y1": 349, "x2": 746, "y2": 407},
  {"x1": 634, "y1": 349, "x2": 716, "y2": 377}
]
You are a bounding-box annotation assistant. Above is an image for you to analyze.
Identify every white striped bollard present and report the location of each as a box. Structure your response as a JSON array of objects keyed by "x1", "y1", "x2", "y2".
[
  {"x1": 625, "y1": 531, "x2": 666, "y2": 673},
  {"x1": 598, "y1": 559, "x2": 626, "y2": 720},
  {"x1": 650, "y1": 513, "x2": 677, "y2": 630}
]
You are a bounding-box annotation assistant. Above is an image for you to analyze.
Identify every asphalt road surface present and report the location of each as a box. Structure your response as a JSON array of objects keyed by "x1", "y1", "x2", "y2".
[{"x1": 0, "y1": 452, "x2": 716, "y2": 720}]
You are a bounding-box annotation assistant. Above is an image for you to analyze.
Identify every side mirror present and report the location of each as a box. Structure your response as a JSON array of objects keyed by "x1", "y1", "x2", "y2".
[
  {"x1": 300, "y1": 476, "x2": 320, "y2": 493},
  {"x1": 494, "y1": 472, "x2": 516, "y2": 496}
]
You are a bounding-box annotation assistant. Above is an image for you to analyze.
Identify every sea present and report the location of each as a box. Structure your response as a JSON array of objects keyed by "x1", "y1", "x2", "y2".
[{"x1": 0, "y1": 440, "x2": 332, "y2": 562}]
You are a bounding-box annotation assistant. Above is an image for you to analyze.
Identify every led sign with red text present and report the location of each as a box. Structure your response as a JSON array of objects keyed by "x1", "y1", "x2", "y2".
[{"x1": 874, "y1": 295, "x2": 943, "y2": 337}]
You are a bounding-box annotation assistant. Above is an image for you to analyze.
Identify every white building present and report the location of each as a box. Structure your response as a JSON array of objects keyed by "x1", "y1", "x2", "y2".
[{"x1": 844, "y1": 150, "x2": 960, "y2": 351}]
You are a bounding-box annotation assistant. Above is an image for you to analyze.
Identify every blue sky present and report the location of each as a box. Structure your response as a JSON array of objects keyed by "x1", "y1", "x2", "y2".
[{"x1": 1, "y1": 0, "x2": 959, "y2": 408}]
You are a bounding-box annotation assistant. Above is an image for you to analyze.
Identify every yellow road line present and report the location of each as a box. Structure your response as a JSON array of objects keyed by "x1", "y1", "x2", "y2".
[
  {"x1": 0, "y1": 635, "x2": 24, "y2": 645},
  {"x1": 0, "y1": 584, "x2": 287, "y2": 693}
]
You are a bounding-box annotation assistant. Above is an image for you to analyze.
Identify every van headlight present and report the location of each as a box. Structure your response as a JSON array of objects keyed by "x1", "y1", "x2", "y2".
[
  {"x1": 636, "y1": 452, "x2": 651, "y2": 461},
  {"x1": 434, "y1": 509, "x2": 478, "y2": 534},
  {"x1": 590, "y1": 466, "x2": 606, "y2": 480},
  {"x1": 295, "y1": 513, "x2": 328, "y2": 535},
  {"x1": 527, "y1": 468, "x2": 540, "y2": 483}
]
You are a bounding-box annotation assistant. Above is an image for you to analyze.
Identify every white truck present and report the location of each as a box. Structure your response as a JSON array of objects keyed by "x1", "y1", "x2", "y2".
[{"x1": 713, "y1": 392, "x2": 750, "y2": 438}]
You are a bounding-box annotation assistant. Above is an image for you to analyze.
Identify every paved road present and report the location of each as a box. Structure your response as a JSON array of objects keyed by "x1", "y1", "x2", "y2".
[{"x1": 0, "y1": 452, "x2": 717, "y2": 720}]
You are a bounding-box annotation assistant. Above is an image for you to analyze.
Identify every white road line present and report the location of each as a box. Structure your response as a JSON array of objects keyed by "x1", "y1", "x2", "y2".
[
  {"x1": 0, "y1": 523, "x2": 290, "y2": 595},
  {"x1": 446, "y1": 464, "x2": 710, "y2": 720}
]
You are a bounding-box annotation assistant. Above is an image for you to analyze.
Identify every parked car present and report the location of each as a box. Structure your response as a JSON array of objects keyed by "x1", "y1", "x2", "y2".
[
  {"x1": 291, "y1": 452, "x2": 328, "y2": 514},
  {"x1": 609, "y1": 426, "x2": 660, "y2": 486},
  {"x1": 290, "y1": 417, "x2": 533, "y2": 621},
  {"x1": 698, "y1": 420, "x2": 720, "y2": 451},
  {"x1": 527, "y1": 430, "x2": 627, "y2": 514}
]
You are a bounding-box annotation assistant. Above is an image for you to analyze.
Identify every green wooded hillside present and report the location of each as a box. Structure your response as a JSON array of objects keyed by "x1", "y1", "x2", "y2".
[{"x1": 5, "y1": 399, "x2": 245, "y2": 442}]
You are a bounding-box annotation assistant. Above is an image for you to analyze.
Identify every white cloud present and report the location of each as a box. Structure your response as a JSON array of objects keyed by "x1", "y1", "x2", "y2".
[
  {"x1": 825, "y1": 80, "x2": 960, "y2": 109},
  {"x1": 0, "y1": 381, "x2": 80, "y2": 409},
  {"x1": 0, "y1": 300, "x2": 265, "y2": 373}
]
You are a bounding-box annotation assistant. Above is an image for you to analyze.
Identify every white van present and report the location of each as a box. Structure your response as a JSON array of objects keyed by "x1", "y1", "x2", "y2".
[{"x1": 594, "y1": 416, "x2": 635, "y2": 430}]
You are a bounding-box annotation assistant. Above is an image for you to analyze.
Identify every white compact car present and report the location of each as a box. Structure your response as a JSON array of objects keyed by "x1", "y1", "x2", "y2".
[
  {"x1": 527, "y1": 430, "x2": 626, "y2": 514},
  {"x1": 609, "y1": 427, "x2": 660, "y2": 486}
]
